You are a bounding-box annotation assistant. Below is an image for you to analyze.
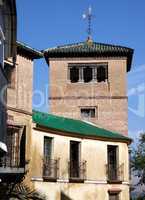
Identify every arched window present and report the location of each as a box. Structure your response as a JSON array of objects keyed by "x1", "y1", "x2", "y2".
[{"x1": 97, "y1": 65, "x2": 108, "y2": 82}]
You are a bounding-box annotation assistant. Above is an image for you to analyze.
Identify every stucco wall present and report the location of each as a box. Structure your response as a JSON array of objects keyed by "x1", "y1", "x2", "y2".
[
  {"x1": 7, "y1": 109, "x2": 33, "y2": 185},
  {"x1": 31, "y1": 127, "x2": 130, "y2": 200},
  {"x1": 34, "y1": 182, "x2": 129, "y2": 200},
  {"x1": 49, "y1": 57, "x2": 128, "y2": 135}
]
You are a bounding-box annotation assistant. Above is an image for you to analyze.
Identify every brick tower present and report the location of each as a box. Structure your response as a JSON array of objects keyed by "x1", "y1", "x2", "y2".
[{"x1": 44, "y1": 40, "x2": 133, "y2": 135}]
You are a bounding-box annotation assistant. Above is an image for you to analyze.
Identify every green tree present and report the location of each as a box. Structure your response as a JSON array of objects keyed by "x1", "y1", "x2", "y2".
[{"x1": 131, "y1": 133, "x2": 145, "y2": 199}]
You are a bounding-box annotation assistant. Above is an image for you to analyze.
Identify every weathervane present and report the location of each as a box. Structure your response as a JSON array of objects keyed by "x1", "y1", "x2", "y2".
[{"x1": 83, "y1": 6, "x2": 93, "y2": 41}]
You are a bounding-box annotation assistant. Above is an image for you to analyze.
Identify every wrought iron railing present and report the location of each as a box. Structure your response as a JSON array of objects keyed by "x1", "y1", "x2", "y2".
[
  {"x1": 0, "y1": 155, "x2": 25, "y2": 169},
  {"x1": 106, "y1": 163, "x2": 124, "y2": 182},
  {"x1": 69, "y1": 160, "x2": 86, "y2": 181},
  {"x1": 0, "y1": 125, "x2": 26, "y2": 171},
  {"x1": 43, "y1": 157, "x2": 59, "y2": 180}
]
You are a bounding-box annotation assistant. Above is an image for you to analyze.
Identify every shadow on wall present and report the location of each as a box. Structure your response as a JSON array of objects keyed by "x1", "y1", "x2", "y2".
[{"x1": 61, "y1": 192, "x2": 72, "y2": 200}]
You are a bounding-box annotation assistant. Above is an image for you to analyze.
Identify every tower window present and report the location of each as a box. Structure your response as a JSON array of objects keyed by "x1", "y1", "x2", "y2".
[
  {"x1": 83, "y1": 67, "x2": 93, "y2": 83},
  {"x1": 81, "y1": 108, "x2": 96, "y2": 120},
  {"x1": 68, "y1": 63, "x2": 108, "y2": 83},
  {"x1": 97, "y1": 65, "x2": 108, "y2": 82},
  {"x1": 70, "y1": 67, "x2": 79, "y2": 83}
]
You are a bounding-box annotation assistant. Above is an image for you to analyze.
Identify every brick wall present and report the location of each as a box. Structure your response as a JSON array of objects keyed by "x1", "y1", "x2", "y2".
[
  {"x1": 7, "y1": 55, "x2": 33, "y2": 113},
  {"x1": 49, "y1": 57, "x2": 128, "y2": 135}
]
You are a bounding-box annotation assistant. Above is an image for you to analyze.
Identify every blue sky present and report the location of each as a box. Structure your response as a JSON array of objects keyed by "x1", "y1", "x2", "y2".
[{"x1": 16, "y1": 0, "x2": 145, "y2": 140}]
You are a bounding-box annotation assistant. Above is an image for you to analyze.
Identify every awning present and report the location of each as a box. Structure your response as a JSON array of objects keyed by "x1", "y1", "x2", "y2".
[{"x1": 0, "y1": 141, "x2": 7, "y2": 153}]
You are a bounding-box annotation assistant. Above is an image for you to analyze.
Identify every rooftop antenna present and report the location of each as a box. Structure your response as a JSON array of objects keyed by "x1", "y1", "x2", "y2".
[{"x1": 83, "y1": 5, "x2": 93, "y2": 41}]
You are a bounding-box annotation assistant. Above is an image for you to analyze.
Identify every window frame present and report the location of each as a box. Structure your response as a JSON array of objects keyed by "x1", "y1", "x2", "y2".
[
  {"x1": 97, "y1": 64, "x2": 108, "y2": 82},
  {"x1": 80, "y1": 106, "x2": 97, "y2": 120},
  {"x1": 83, "y1": 66, "x2": 93, "y2": 83},
  {"x1": 107, "y1": 145, "x2": 120, "y2": 183},
  {"x1": 69, "y1": 140, "x2": 86, "y2": 182},
  {"x1": 69, "y1": 66, "x2": 80, "y2": 83},
  {"x1": 108, "y1": 192, "x2": 120, "y2": 200},
  {"x1": 68, "y1": 63, "x2": 108, "y2": 83},
  {"x1": 43, "y1": 136, "x2": 54, "y2": 160},
  {"x1": 6, "y1": 125, "x2": 25, "y2": 168},
  {"x1": 70, "y1": 140, "x2": 81, "y2": 164}
]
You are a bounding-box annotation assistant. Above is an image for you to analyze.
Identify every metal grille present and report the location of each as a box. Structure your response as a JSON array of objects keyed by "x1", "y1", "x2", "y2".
[
  {"x1": 0, "y1": 125, "x2": 24, "y2": 169},
  {"x1": 43, "y1": 157, "x2": 59, "y2": 180},
  {"x1": 69, "y1": 161, "x2": 86, "y2": 181},
  {"x1": 106, "y1": 163, "x2": 124, "y2": 182}
]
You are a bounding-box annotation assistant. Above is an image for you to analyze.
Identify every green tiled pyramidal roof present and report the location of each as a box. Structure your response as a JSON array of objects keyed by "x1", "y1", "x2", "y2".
[
  {"x1": 33, "y1": 111, "x2": 131, "y2": 144},
  {"x1": 44, "y1": 41, "x2": 134, "y2": 71}
]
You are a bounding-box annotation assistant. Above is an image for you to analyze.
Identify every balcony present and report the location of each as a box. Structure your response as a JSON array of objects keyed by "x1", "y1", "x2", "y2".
[
  {"x1": 0, "y1": 154, "x2": 25, "y2": 173},
  {"x1": 106, "y1": 163, "x2": 124, "y2": 183},
  {"x1": 43, "y1": 157, "x2": 59, "y2": 181},
  {"x1": 0, "y1": 155, "x2": 25, "y2": 183},
  {"x1": 0, "y1": 125, "x2": 26, "y2": 182},
  {"x1": 69, "y1": 161, "x2": 86, "y2": 182}
]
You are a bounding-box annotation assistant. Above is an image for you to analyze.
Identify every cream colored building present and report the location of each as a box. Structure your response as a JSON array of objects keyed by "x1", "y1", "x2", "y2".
[
  {"x1": 2, "y1": 37, "x2": 133, "y2": 199},
  {"x1": 31, "y1": 110, "x2": 131, "y2": 200},
  {"x1": 29, "y1": 39, "x2": 134, "y2": 200}
]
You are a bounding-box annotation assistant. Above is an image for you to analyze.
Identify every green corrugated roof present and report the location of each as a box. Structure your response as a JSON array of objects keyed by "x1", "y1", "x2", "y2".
[
  {"x1": 44, "y1": 41, "x2": 134, "y2": 71},
  {"x1": 32, "y1": 110, "x2": 131, "y2": 144}
]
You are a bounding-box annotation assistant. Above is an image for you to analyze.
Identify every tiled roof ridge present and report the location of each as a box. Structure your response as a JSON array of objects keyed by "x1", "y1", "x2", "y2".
[{"x1": 44, "y1": 41, "x2": 133, "y2": 52}]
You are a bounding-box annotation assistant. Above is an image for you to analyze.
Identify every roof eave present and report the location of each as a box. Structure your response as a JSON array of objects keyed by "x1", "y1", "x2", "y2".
[
  {"x1": 17, "y1": 41, "x2": 43, "y2": 60},
  {"x1": 127, "y1": 50, "x2": 134, "y2": 72},
  {"x1": 34, "y1": 123, "x2": 132, "y2": 145},
  {"x1": 44, "y1": 50, "x2": 134, "y2": 71}
]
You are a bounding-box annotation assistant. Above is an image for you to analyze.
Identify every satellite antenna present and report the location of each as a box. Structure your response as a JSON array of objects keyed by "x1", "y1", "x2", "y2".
[{"x1": 83, "y1": 6, "x2": 93, "y2": 41}]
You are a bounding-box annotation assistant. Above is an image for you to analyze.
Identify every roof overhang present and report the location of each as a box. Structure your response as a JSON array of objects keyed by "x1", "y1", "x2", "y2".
[
  {"x1": 34, "y1": 125, "x2": 132, "y2": 145},
  {"x1": 43, "y1": 42, "x2": 134, "y2": 72},
  {"x1": 17, "y1": 41, "x2": 43, "y2": 60}
]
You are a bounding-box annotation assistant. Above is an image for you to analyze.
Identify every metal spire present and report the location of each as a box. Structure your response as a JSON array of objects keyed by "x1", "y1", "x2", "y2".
[{"x1": 83, "y1": 6, "x2": 93, "y2": 41}]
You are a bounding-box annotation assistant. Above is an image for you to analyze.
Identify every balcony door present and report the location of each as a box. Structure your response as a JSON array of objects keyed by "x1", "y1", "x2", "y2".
[
  {"x1": 44, "y1": 137, "x2": 52, "y2": 160},
  {"x1": 109, "y1": 193, "x2": 119, "y2": 200},
  {"x1": 6, "y1": 125, "x2": 25, "y2": 168},
  {"x1": 107, "y1": 145, "x2": 118, "y2": 181},
  {"x1": 70, "y1": 141, "x2": 80, "y2": 179},
  {"x1": 43, "y1": 137, "x2": 58, "y2": 180}
]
